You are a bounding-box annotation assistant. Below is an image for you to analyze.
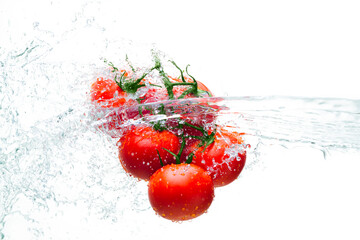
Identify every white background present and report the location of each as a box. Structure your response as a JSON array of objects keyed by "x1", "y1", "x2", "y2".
[
  {"x1": 2, "y1": 0, "x2": 360, "y2": 99},
  {"x1": 1, "y1": 0, "x2": 360, "y2": 240}
]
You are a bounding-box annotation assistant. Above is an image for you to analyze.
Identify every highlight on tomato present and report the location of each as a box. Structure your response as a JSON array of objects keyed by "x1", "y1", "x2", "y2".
[{"x1": 148, "y1": 163, "x2": 215, "y2": 221}]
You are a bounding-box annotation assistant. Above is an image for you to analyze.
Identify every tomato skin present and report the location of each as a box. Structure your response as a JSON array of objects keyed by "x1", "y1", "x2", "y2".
[
  {"x1": 90, "y1": 76, "x2": 140, "y2": 135},
  {"x1": 90, "y1": 77, "x2": 128, "y2": 108},
  {"x1": 184, "y1": 129, "x2": 247, "y2": 187},
  {"x1": 148, "y1": 163, "x2": 214, "y2": 221},
  {"x1": 118, "y1": 126, "x2": 180, "y2": 181},
  {"x1": 139, "y1": 88, "x2": 168, "y2": 104}
]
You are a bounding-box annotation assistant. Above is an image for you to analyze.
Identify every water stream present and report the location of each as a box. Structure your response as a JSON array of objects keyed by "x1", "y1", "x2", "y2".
[{"x1": 1, "y1": 8, "x2": 360, "y2": 239}]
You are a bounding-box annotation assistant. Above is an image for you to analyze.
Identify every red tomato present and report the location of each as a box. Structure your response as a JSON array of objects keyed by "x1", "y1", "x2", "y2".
[
  {"x1": 148, "y1": 163, "x2": 214, "y2": 221},
  {"x1": 90, "y1": 74, "x2": 143, "y2": 135},
  {"x1": 118, "y1": 125, "x2": 180, "y2": 180},
  {"x1": 183, "y1": 129, "x2": 247, "y2": 187},
  {"x1": 90, "y1": 77, "x2": 128, "y2": 108}
]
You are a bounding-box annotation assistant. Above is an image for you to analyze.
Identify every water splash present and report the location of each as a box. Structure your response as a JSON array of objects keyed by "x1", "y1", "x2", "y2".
[
  {"x1": 217, "y1": 96, "x2": 360, "y2": 150},
  {"x1": 1, "y1": 72, "x2": 359, "y2": 238},
  {"x1": 96, "y1": 95, "x2": 360, "y2": 151},
  {"x1": 1, "y1": 10, "x2": 360, "y2": 240}
]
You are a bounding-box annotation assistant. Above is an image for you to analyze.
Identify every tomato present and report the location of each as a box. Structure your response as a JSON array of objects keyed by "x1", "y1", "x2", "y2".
[
  {"x1": 118, "y1": 125, "x2": 180, "y2": 180},
  {"x1": 90, "y1": 77, "x2": 129, "y2": 136},
  {"x1": 183, "y1": 128, "x2": 247, "y2": 187},
  {"x1": 90, "y1": 72, "x2": 147, "y2": 135},
  {"x1": 148, "y1": 163, "x2": 214, "y2": 221},
  {"x1": 90, "y1": 77, "x2": 128, "y2": 108}
]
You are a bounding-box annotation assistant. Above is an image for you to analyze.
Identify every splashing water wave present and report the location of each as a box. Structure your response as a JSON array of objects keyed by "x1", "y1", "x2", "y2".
[{"x1": 1, "y1": 38, "x2": 360, "y2": 239}]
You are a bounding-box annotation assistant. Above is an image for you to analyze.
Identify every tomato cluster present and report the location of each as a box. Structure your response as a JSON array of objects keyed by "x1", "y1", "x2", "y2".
[{"x1": 89, "y1": 57, "x2": 248, "y2": 221}]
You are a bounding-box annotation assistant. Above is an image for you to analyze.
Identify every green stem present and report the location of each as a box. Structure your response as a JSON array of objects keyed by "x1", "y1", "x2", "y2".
[
  {"x1": 153, "y1": 58, "x2": 211, "y2": 100},
  {"x1": 177, "y1": 88, "x2": 196, "y2": 99},
  {"x1": 138, "y1": 105, "x2": 143, "y2": 117},
  {"x1": 170, "y1": 61, "x2": 186, "y2": 82},
  {"x1": 156, "y1": 149, "x2": 164, "y2": 167},
  {"x1": 183, "y1": 122, "x2": 205, "y2": 133},
  {"x1": 125, "y1": 54, "x2": 136, "y2": 72},
  {"x1": 177, "y1": 136, "x2": 186, "y2": 160},
  {"x1": 171, "y1": 82, "x2": 195, "y2": 86},
  {"x1": 149, "y1": 83, "x2": 162, "y2": 88},
  {"x1": 162, "y1": 148, "x2": 180, "y2": 164}
]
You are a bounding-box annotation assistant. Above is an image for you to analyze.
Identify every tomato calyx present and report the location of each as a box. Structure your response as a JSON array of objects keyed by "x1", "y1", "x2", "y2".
[
  {"x1": 181, "y1": 122, "x2": 217, "y2": 163},
  {"x1": 114, "y1": 71, "x2": 146, "y2": 94},
  {"x1": 153, "y1": 56, "x2": 212, "y2": 99},
  {"x1": 161, "y1": 135, "x2": 187, "y2": 164},
  {"x1": 103, "y1": 55, "x2": 212, "y2": 103},
  {"x1": 150, "y1": 118, "x2": 217, "y2": 166},
  {"x1": 115, "y1": 64, "x2": 163, "y2": 94},
  {"x1": 104, "y1": 58, "x2": 161, "y2": 94},
  {"x1": 171, "y1": 61, "x2": 212, "y2": 98}
]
